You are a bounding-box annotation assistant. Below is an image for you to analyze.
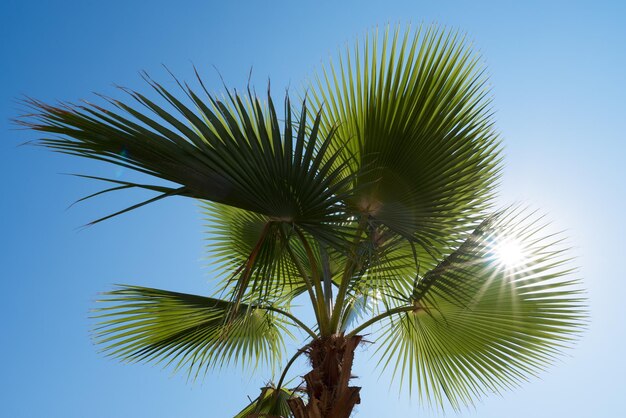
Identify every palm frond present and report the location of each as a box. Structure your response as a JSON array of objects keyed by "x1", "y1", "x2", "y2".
[
  {"x1": 20, "y1": 76, "x2": 354, "y2": 247},
  {"x1": 310, "y1": 23, "x2": 502, "y2": 259},
  {"x1": 93, "y1": 286, "x2": 295, "y2": 380},
  {"x1": 347, "y1": 233, "x2": 416, "y2": 301},
  {"x1": 234, "y1": 386, "x2": 295, "y2": 418},
  {"x1": 371, "y1": 207, "x2": 586, "y2": 409},
  {"x1": 202, "y1": 201, "x2": 308, "y2": 304}
]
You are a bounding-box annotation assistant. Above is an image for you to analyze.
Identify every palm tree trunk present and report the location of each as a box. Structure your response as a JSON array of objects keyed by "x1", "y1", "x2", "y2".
[{"x1": 288, "y1": 334, "x2": 362, "y2": 418}]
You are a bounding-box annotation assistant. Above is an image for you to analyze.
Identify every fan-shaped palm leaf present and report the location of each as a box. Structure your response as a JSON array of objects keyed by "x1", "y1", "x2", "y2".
[
  {"x1": 357, "y1": 208, "x2": 585, "y2": 409},
  {"x1": 202, "y1": 201, "x2": 311, "y2": 303},
  {"x1": 310, "y1": 24, "x2": 502, "y2": 258},
  {"x1": 93, "y1": 286, "x2": 299, "y2": 380},
  {"x1": 20, "y1": 78, "x2": 354, "y2": 249},
  {"x1": 234, "y1": 386, "x2": 296, "y2": 418}
]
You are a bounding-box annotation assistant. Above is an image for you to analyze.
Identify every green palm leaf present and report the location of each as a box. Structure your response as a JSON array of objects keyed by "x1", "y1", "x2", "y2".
[
  {"x1": 93, "y1": 286, "x2": 295, "y2": 380},
  {"x1": 369, "y1": 208, "x2": 586, "y2": 409},
  {"x1": 234, "y1": 386, "x2": 296, "y2": 418},
  {"x1": 348, "y1": 233, "x2": 416, "y2": 298},
  {"x1": 20, "y1": 78, "x2": 354, "y2": 246},
  {"x1": 310, "y1": 24, "x2": 502, "y2": 260},
  {"x1": 202, "y1": 201, "x2": 309, "y2": 303}
]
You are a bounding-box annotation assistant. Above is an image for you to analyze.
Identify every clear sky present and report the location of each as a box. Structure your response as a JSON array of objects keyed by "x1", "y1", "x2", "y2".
[{"x1": 2, "y1": 0, "x2": 625, "y2": 417}]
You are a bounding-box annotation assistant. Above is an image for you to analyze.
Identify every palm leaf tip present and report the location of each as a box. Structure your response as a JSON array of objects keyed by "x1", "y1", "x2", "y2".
[
  {"x1": 372, "y1": 207, "x2": 586, "y2": 410},
  {"x1": 92, "y1": 285, "x2": 293, "y2": 379}
]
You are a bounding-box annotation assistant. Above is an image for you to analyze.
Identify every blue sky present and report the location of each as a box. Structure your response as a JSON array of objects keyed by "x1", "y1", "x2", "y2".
[{"x1": 2, "y1": 0, "x2": 625, "y2": 417}]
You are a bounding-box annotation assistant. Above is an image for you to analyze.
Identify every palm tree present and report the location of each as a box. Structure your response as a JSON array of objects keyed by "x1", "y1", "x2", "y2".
[{"x1": 21, "y1": 25, "x2": 585, "y2": 417}]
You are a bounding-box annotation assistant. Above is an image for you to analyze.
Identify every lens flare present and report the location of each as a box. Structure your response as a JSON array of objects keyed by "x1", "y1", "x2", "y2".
[{"x1": 495, "y1": 238, "x2": 525, "y2": 267}]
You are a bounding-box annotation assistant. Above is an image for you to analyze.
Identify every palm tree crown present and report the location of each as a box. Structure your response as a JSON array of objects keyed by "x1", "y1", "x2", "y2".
[{"x1": 22, "y1": 24, "x2": 585, "y2": 416}]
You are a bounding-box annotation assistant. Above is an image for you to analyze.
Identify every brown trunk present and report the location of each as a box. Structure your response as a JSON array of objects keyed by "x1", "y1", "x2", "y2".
[{"x1": 288, "y1": 334, "x2": 362, "y2": 418}]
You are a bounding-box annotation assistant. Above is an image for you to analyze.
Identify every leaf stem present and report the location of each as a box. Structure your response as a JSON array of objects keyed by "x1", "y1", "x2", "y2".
[
  {"x1": 264, "y1": 306, "x2": 317, "y2": 340},
  {"x1": 275, "y1": 343, "x2": 310, "y2": 391},
  {"x1": 294, "y1": 227, "x2": 330, "y2": 335},
  {"x1": 280, "y1": 227, "x2": 325, "y2": 334},
  {"x1": 330, "y1": 216, "x2": 368, "y2": 332},
  {"x1": 320, "y1": 244, "x2": 333, "y2": 318}
]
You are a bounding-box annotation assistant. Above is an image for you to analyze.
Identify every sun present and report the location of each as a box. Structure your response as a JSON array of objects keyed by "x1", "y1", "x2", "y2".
[{"x1": 494, "y1": 237, "x2": 526, "y2": 267}]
